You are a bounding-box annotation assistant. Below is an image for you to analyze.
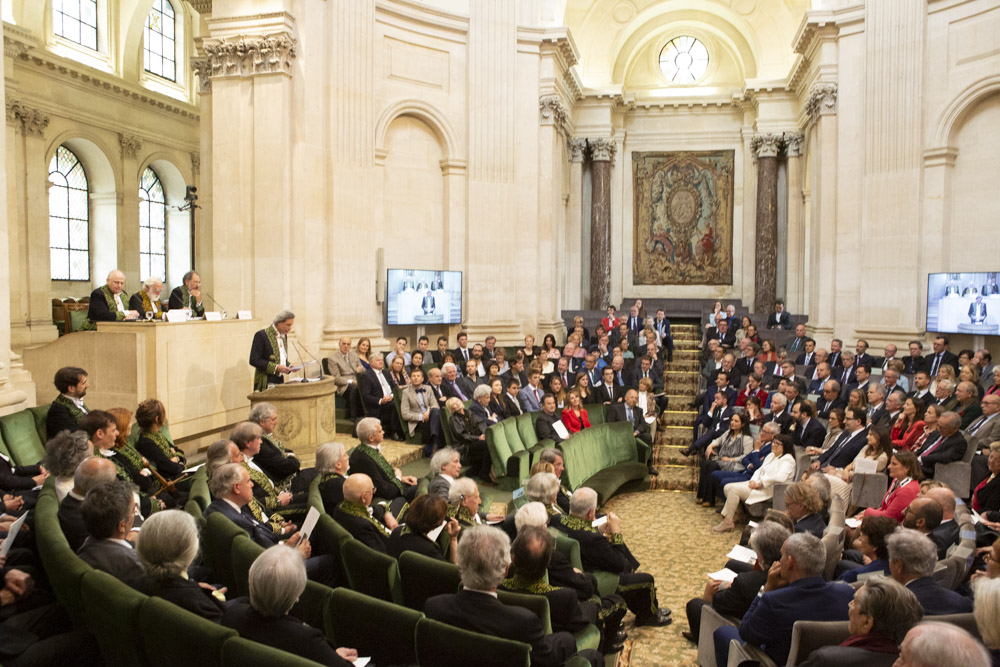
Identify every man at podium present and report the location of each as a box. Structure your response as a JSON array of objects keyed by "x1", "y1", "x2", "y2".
[
  {"x1": 250, "y1": 310, "x2": 296, "y2": 391},
  {"x1": 80, "y1": 269, "x2": 140, "y2": 330},
  {"x1": 169, "y1": 270, "x2": 205, "y2": 317}
]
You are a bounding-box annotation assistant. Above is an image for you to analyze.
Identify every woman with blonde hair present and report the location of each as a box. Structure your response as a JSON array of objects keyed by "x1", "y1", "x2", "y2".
[
  {"x1": 356, "y1": 337, "x2": 372, "y2": 371},
  {"x1": 560, "y1": 389, "x2": 590, "y2": 434},
  {"x1": 824, "y1": 426, "x2": 891, "y2": 507}
]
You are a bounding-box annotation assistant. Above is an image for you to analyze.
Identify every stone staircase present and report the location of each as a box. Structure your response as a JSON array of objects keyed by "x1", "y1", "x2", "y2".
[{"x1": 651, "y1": 322, "x2": 701, "y2": 491}]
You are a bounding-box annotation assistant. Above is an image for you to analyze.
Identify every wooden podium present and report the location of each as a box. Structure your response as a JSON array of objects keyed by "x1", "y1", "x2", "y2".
[{"x1": 248, "y1": 378, "x2": 338, "y2": 463}]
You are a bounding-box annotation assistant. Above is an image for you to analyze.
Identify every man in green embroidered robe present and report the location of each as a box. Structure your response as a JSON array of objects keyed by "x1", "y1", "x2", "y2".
[
  {"x1": 348, "y1": 418, "x2": 418, "y2": 516},
  {"x1": 249, "y1": 311, "x2": 297, "y2": 392},
  {"x1": 168, "y1": 270, "x2": 205, "y2": 317},
  {"x1": 81, "y1": 270, "x2": 140, "y2": 330},
  {"x1": 47, "y1": 366, "x2": 90, "y2": 437},
  {"x1": 129, "y1": 277, "x2": 166, "y2": 320}
]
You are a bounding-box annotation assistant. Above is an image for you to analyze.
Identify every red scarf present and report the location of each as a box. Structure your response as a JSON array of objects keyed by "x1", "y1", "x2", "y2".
[{"x1": 841, "y1": 633, "x2": 899, "y2": 655}]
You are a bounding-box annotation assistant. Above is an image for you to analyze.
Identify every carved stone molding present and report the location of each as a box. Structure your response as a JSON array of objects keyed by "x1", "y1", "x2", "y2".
[
  {"x1": 588, "y1": 137, "x2": 616, "y2": 163},
  {"x1": 119, "y1": 133, "x2": 142, "y2": 160},
  {"x1": 197, "y1": 33, "x2": 296, "y2": 81},
  {"x1": 191, "y1": 57, "x2": 213, "y2": 94},
  {"x1": 805, "y1": 83, "x2": 838, "y2": 121},
  {"x1": 568, "y1": 138, "x2": 587, "y2": 163},
  {"x1": 539, "y1": 95, "x2": 571, "y2": 138},
  {"x1": 188, "y1": 0, "x2": 213, "y2": 14},
  {"x1": 191, "y1": 152, "x2": 201, "y2": 176},
  {"x1": 784, "y1": 132, "x2": 805, "y2": 157},
  {"x1": 750, "y1": 133, "x2": 783, "y2": 160},
  {"x1": 5, "y1": 99, "x2": 48, "y2": 137}
]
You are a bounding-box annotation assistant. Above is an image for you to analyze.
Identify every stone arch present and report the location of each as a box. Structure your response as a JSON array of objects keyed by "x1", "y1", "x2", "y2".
[
  {"x1": 374, "y1": 100, "x2": 462, "y2": 164},
  {"x1": 934, "y1": 74, "x2": 1000, "y2": 148}
]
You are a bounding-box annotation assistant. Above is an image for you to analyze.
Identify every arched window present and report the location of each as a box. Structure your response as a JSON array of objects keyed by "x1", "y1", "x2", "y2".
[
  {"x1": 139, "y1": 167, "x2": 167, "y2": 280},
  {"x1": 53, "y1": 0, "x2": 98, "y2": 51},
  {"x1": 144, "y1": 0, "x2": 176, "y2": 81},
  {"x1": 48, "y1": 146, "x2": 91, "y2": 281}
]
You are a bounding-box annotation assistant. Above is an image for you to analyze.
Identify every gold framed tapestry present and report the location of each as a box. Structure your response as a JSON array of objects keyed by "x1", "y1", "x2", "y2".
[{"x1": 632, "y1": 150, "x2": 734, "y2": 285}]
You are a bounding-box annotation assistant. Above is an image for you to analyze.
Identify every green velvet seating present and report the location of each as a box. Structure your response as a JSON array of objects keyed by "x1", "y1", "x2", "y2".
[
  {"x1": 185, "y1": 497, "x2": 205, "y2": 528},
  {"x1": 230, "y1": 534, "x2": 266, "y2": 597},
  {"x1": 552, "y1": 533, "x2": 619, "y2": 597},
  {"x1": 292, "y1": 581, "x2": 338, "y2": 638},
  {"x1": 484, "y1": 413, "x2": 555, "y2": 490},
  {"x1": 586, "y1": 403, "x2": 607, "y2": 426},
  {"x1": 0, "y1": 409, "x2": 46, "y2": 466},
  {"x1": 309, "y1": 514, "x2": 352, "y2": 586},
  {"x1": 558, "y1": 422, "x2": 648, "y2": 504},
  {"x1": 220, "y1": 637, "x2": 324, "y2": 666},
  {"x1": 398, "y1": 550, "x2": 461, "y2": 610},
  {"x1": 29, "y1": 404, "x2": 50, "y2": 443},
  {"x1": 82, "y1": 569, "x2": 148, "y2": 665},
  {"x1": 34, "y1": 481, "x2": 93, "y2": 625},
  {"x1": 340, "y1": 538, "x2": 404, "y2": 605},
  {"x1": 308, "y1": 473, "x2": 325, "y2": 512},
  {"x1": 415, "y1": 617, "x2": 530, "y2": 667},
  {"x1": 329, "y1": 588, "x2": 423, "y2": 667},
  {"x1": 392, "y1": 387, "x2": 424, "y2": 445},
  {"x1": 139, "y1": 596, "x2": 237, "y2": 667},
  {"x1": 497, "y1": 587, "x2": 601, "y2": 653},
  {"x1": 203, "y1": 511, "x2": 247, "y2": 591},
  {"x1": 188, "y1": 467, "x2": 211, "y2": 512}
]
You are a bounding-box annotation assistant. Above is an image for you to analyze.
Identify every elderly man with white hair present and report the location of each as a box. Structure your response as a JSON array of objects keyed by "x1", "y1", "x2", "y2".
[
  {"x1": 248, "y1": 402, "x2": 300, "y2": 487},
  {"x1": 428, "y1": 447, "x2": 462, "y2": 499},
  {"x1": 525, "y1": 472, "x2": 563, "y2": 516},
  {"x1": 82, "y1": 269, "x2": 140, "y2": 329},
  {"x1": 129, "y1": 276, "x2": 165, "y2": 319},
  {"x1": 887, "y1": 528, "x2": 972, "y2": 615},
  {"x1": 447, "y1": 477, "x2": 502, "y2": 526},
  {"x1": 552, "y1": 487, "x2": 671, "y2": 627},
  {"x1": 249, "y1": 310, "x2": 296, "y2": 391},
  {"x1": 894, "y1": 621, "x2": 991, "y2": 667},
  {"x1": 222, "y1": 545, "x2": 358, "y2": 665}
]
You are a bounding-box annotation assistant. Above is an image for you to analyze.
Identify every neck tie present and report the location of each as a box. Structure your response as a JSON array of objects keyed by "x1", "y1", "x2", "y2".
[
  {"x1": 455, "y1": 382, "x2": 467, "y2": 401},
  {"x1": 626, "y1": 407, "x2": 633, "y2": 422},
  {"x1": 534, "y1": 388, "x2": 540, "y2": 402},
  {"x1": 932, "y1": 354, "x2": 942, "y2": 376},
  {"x1": 968, "y1": 415, "x2": 988, "y2": 435}
]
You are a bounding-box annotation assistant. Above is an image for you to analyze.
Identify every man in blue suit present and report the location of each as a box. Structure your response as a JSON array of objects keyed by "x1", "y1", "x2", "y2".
[
  {"x1": 714, "y1": 532, "x2": 853, "y2": 667},
  {"x1": 888, "y1": 528, "x2": 973, "y2": 616},
  {"x1": 518, "y1": 371, "x2": 544, "y2": 412},
  {"x1": 811, "y1": 407, "x2": 869, "y2": 471}
]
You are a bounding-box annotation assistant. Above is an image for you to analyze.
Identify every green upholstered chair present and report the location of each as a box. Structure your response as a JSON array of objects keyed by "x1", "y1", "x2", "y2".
[
  {"x1": 415, "y1": 617, "x2": 530, "y2": 667},
  {"x1": 308, "y1": 473, "x2": 324, "y2": 512},
  {"x1": 440, "y1": 404, "x2": 456, "y2": 450},
  {"x1": 35, "y1": 483, "x2": 93, "y2": 625},
  {"x1": 309, "y1": 514, "x2": 351, "y2": 586},
  {"x1": 0, "y1": 409, "x2": 46, "y2": 466},
  {"x1": 557, "y1": 422, "x2": 647, "y2": 503},
  {"x1": 81, "y1": 569, "x2": 148, "y2": 665},
  {"x1": 497, "y1": 587, "x2": 601, "y2": 652},
  {"x1": 29, "y1": 404, "x2": 50, "y2": 443},
  {"x1": 184, "y1": 497, "x2": 206, "y2": 528},
  {"x1": 553, "y1": 533, "x2": 619, "y2": 598},
  {"x1": 230, "y1": 534, "x2": 265, "y2": 597},
  {"x1": 68, "y1": 308, "x2": 89, "y2": 332},
  {"x1": 328, "y1": 588, "x2": 423, "y2": 667},
  {"x1": 398, "y1": 550, "x2": 461, "y2": 610},
  {"x1": 340, "y1": 538, "x2": 404, "y2": 605},
  {"x1": 139, "y1": 597, "x2": 237, "y2": 667},
  {"x1": 290, "y1": 581, "x2": 337, "y2": 638},
  {"x1": 586, "y1": 404, "x2": 607, "y2": 426},
  {"x1": 188, "y1": 467, "x2": 211, "y2": 512},
  {"x1": 392, "y1": 387, "x2": 424, "y2": 445},
  {"x1": 220, "y1": 637, "x2": 324, "y2": 666},
  {"x1": 485, "y1": 420, "x2": 531, "y2": 490},
  {"x1": 203, "y1": 511, "x2": 248, "y2": 591}
]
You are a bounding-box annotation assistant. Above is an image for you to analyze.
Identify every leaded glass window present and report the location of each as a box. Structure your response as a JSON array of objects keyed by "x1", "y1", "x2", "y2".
[
  {"x1": 52, "y1": 0, "x2": 98, "y2": 51},
  {"x1": 658, "y1": 36, "x2": 709, "y2": 84},
  {"x1": 139, "y1": 167, "x2": 167, "y2": 281},
  {"x1": 144, "y1": 0, "x2": 176, "y2": 81},
  {"x1": 48, "y1": 146, "x2": 90, "y2": 281}
]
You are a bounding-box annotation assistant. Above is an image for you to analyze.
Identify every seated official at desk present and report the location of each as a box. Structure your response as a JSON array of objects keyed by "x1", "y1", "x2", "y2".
[
  {"x1": 81, "y1": 269, "x2": 140, "y2": 330},
  {"x1": 249, "y1": 310, "x2": 296, "y2": 392},
  {"x1": 169, "y1": 270, "x2": 205, "y2": 317},
  {"x1": 129, "y1": 277, "x2": 165, "y2": 320}
]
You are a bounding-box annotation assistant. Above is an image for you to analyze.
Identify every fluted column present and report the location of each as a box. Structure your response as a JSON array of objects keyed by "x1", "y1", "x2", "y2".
[
  {"x1": 785, "y1": 132, "x2": 805, "y2": 314},
  {"x1": 588, "y1": 137, "x2": 615, "y2": 310},
  {"x1": 535, "y1": 96, "x2": 569, "y2": 341},
  {"x1": 805, "y1": 83, "x2": 838, "y2": 336},
  {"x1": 565, "y1": 138, "x2": 585, "y2": 309},
  {"x1": 117, "y1": 133, "x2": 142, "y2": 285},
  {"x1": 752, "y1": 133, "x2": 782, "y2": 312}
]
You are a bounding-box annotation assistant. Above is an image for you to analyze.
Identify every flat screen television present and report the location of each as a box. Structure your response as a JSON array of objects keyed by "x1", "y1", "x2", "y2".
[
  {"x1": 386, "y1": 269, "x2": 463, "y2": 326},
  {"x1": 926, "y1": 272, "x2": 1000, "y2": 336}
]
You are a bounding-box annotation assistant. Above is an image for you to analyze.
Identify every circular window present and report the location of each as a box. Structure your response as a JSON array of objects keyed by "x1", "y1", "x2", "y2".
[{"x1": 658, "y1": 36, "x2": 709, "y2": 84}]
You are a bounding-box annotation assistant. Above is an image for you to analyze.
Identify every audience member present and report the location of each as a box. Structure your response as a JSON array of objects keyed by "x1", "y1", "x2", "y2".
[
  {"x1": 313, "y1": 441, "x2": 350, "y2": 510},
  {"x1": 248, "y1": 310, "x2": 296, "y2": 391},
  {"x1": 714, "y1": 434, "x2": 795, "y2": 533},
  {"x1": 823, "y1": 425, "x2": 890, "y2": 507},
  {"x1": 129, "y1": 276, "x2": 165, "y2": 319},
  {"x1": 973, "y1": 578, "x2": 1000, "y2": 664},
  {"x1": 135, "y1": 398, "x2": 188, "y2": 480},
  {"x1": 895, "y1": 621, "x2": 990, "y2": 667},
  {"x1": 914, "y1": 410, "x2": 966, "y2": 479},
  {"x1": 696, "y1": 411, "x2": 752, "y2": 508},
  {"x1": 58, "y1": 456, "x2": 117, "y2": 553},
  {"x1": 332, "y1": 474, "x2": 396, "y2": 552},
  {"x1": 82, "y1": 270, "x2": 139, "y2": 330},
  {"x1": 444, "y1": 397, "x2": 492, "y2": 482},
  {"x1": 46, "y1": 366, "x2": 90, "y2": 437},
  {"x1": 783, "y1": 482, "x2": 825, "y2": 538},
  {"x1": 328, "y1": 337, "x2": 364, "y2": 421},
  {"x1": 387, "y1": 492, "x2": 459, "y2": 563},
  {"x1": 887, "y1": 528, "x2": 972, "y2": 615},
  {"x1": 77, "y1": 480, "x2": 144, "y2": 582},
  {"x1": 248, "y1": 402, "x2": 300, "y2": 486},
  {"x1": 349, "y1": 417, "x2": 418, "y2": 504},
  {"x1": 838, "y1": 515, "x2": 897, "y2": 583},
  {"x1": 43, "y1": 429, "x2": 90, "y2": 502}
]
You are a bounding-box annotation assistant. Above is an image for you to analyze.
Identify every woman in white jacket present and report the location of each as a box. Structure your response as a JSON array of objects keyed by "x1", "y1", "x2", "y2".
[{"x1": 712, "y1": 434, "x2": 796, "y2": 533}]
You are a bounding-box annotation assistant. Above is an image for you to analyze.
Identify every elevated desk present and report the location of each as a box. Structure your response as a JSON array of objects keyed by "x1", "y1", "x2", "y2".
[{"x1": 23, "y1": 319, "x2": 260, "y2": 452}]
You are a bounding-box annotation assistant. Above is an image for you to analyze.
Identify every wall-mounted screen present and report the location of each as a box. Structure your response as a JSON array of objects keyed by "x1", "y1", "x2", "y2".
[
  {"x1": 386, "y1": 269, "x2": 463, "y2": 326},
  {"x1": 927, "y1": 272, "x2": 1000, "y2": 336}
]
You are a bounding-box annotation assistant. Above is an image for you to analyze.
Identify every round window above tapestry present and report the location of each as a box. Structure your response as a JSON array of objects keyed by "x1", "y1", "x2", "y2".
[{"x1": 658, "y1": 36, "x2": 709, "y2": 84}]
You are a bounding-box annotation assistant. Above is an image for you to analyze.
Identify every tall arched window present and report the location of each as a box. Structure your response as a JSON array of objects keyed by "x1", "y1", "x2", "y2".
[
  {"x1": 139, "y1": 167, "x2": 167, "y2": 280},
  {"x1": 53, "y1": 0, "x2": 98, "y2": 51},
  {"x1": 48, "y1": 146, "x2": 91, "y2": 281},
  {"x1": 144, "y1": 0, "x2": 176, "y2": 81}
]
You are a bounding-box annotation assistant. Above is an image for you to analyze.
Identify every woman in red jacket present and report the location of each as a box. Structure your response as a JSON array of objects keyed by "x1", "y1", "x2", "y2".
[
  {"x1": 891, "y1": 397, "x2": 927, "y2": 450},
  {"x1": 561, "y1": 389, "x2": 591, "y2": 434},
  {"x1": 861, "y1": 450, "x2": 922, "y2": 522}
]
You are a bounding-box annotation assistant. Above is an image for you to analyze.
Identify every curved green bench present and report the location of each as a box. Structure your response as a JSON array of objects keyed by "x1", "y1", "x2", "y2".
[
  {"x1": 558, "y1": 422, "x2": 648, "y2": 505},
  {"x1": 484, "y1": 412, "x2": 554, "y2": 490}
]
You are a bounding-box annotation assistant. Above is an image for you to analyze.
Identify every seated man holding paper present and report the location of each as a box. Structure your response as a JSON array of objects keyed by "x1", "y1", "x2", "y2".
[
  {"x1": 168, "y1": 270, "x2": 205, "y2": 317},
  {"x1": 551, "y1": 487, "x2": 672, "y2": 627},
  {"x1": 535, "y1": 394, "x2": 566, "y2": 444},
  {"x1": 249, "y1": 310, "x2": 299, "y2": 392}
]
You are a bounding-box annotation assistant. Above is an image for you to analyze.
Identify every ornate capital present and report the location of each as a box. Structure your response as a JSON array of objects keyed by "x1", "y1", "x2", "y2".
[
  {"x1": 784, "y1": 131, "x2": 805, "y2": 157},
  {"x1": 119, "y1": 133, "x2": 142, "y2": 160},
  {"x1": 568, "y1": 138, "x2": 587, "y2": 163},
  {"x1": 5, "y1": 99, "x2": 49, "y2": 137},
  {"x1": 539, "y1": 95, "x2": 572, "y2": 139},
  {"x1": 188, "y1": 0, "x2": 212, "y2": 14},
  {"x1": 191, "y1": 152, "x2": 201, "y2": 176},
  {"x1": 588, "y1": 137, "x2": 616, "y2": 163},
  {"x1": 191, "y1": 57, "x2": 213, "y2": 94},
  {"x1": 805, "y1": 83, "x2": 838, "y2": 121},
  {"x1": 197, "y1": 33, "x2": 296, "y2": 81},
  {"x1": 751, "y1": 133, "x2": 783, "y2": 160}
]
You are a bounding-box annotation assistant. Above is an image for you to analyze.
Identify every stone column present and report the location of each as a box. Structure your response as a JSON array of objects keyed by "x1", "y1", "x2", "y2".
[
  {"x1": 118, "y1": 133, "x2": 142, "y2": 286},
  {"x1": 751, "y1": 133, "x2": 782, "y2": 312},
  {"x1": 806, "y1": 83, "x2": 838, "y2": 337},
  {"x1": 588, "y1": 137, "x2": 615, "y2": 310},
  {"x1": 784, "y1": 132, "x2": 805, "y2": 314},
  {"x1": 565, "y1": 138, "x2": 585, "y2": 309},
  {"x1": 536, "y1": 96, "x2": 569, "y2": 341}
]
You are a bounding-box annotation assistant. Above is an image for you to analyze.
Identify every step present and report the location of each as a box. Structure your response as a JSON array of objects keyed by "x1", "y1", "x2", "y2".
[
  {"x1": 651, "y1": 445, "x2": 698, "y2": 466},
  {"x1": 661, "y1": 411, "x2": 697, "y2": 427},
  {"x1": 650, "y1": 465, "x2": 697, "y2": 491}
]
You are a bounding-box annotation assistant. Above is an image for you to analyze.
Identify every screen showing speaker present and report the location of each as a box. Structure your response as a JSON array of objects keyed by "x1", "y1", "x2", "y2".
[
  {"x1": 385, "y1": 269, "x2": 463, "y2": 326},
  {"x1": 926, "y1": 272, "x2": 1000, "y2": 336}
]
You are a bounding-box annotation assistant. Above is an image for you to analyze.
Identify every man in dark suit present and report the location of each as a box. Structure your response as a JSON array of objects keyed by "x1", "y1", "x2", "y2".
[
  {"x1": 80, "y1": 269, "x2": 140, "y2": 331},
  {"x1": 421, "y1": 291, "x2": 436, "y2": 314},
  {"x1": 794, "y1": 339, "x2": 817, "y2": 367},
  {"x1": 843, "y1": 363, "x2": 871, "y2": 399},
  {"x1": 502, "y1": 378, "x2": 524, "y2": 417},
  {"x1": 953, "y1": 381, "x2": 983, "y2": 429},
  {"x1": 766, "y1": 300, "x2": 792, "y2": 330},
  {"x1": 693, "y1": 371, "x2": 737, "y2": 437},
  {"x1": 708, "y1": 319, "x2": 736, "y2": 350},
  {"x1": 888, "y1": 528, "x2": 973, "y2": 615},
  {"x1": 76, "y1": 480, "x2": 144, "y2": 583},
  {"x1": 249, "y1": 311, "x2": 296, "y2": 392},
  {"x1": 833, "y1": 352, "x2": 857, "y2": 389},
  {"x1": 425, "y1": 526, "x2": 597, "y2": 667},
  {"x1": 969, "y1": 295, "x2": 987, "y2": 323},
  {"x1": 545, "y1": 357, "x2": 575, "y2": 394},
  {"x1": 713, "y1": 532, "x2": 853, "y2": 667},
  {"x1": 903, "y1": 340, "x2": 929, "y2": 375},
  {"x1": 359, "y1": 354, "x2": 403, "y2": 439},
  {"x1": 924, "y1": 487, "x2": 961, "y2": 560},
  {"x1": 458, "y1": 359, "x2": 482, "y2": 398},
  {"x1": 813, "y1": 408, "x2": 869, "y2": 470},
  {"x1": 624, "y1": 305, "x2": 643, "y2": 334},
  {"x1": 451, "y1": 331, "x2": 472, "y2": 365},
  {"x1": 786, "y1": 323, "x2": 808, "y2": 354},
  {"x1": 629, "y1": 355, "x2": 663, "y2": 392},
  {"x1": 248, "y1": 403, "x2": 300, "y2": 486},
  {"x1": 762, "y1": 393, "x2": 794, "y2": 434},
  {"x1": 907, "y1": 371, "x2": 933, "y2": 403},
  {"x1": 46, "y1": 366, "x2": 91, "y2": 437},
  {"x1": 331, "y1": 474, "x2": 395, "y2": 553},
  {"x1": 348, "y1": 418, "x2": 418, "y2": 503},
  {"x1": 59, "y1": 456, "x2": 117, "y2": 553},
  {"x1": 431, "y1": 335, "x2": 450, "y2": 365},
  {"x1": 593, "y1": 367, "x2": 624, "y2": 405},
  {"x1": 967, "y1": 394, "x2": 1000, "y2": 488},
  {"x1": 925, "y1": 335, "x2": 960, "y2": 377},
  {"x1": 827, "y1": 339, "x2": 843, "y2": 370},
  {"x1": 441, "y1": 362, "x2": 470, "y2": 401},
  {"x1": 535, "y1": 395, "x2": 564, "y2": 444},
  {"x1": 501, "y1": 357, "x2": 529, "y2": 391},
  {"x1": 853, "y1": 340, "x2": 874, "y2": 369},
  {"x1": 609, "y1": 390, "x2": 657, "y2": 475},
  {"x1": 915, "y1": 411, "x2": 967, "y2": 478},
  {"x1": 791, "y1": 402, "x2": 826, "y2": 451},
  {"x1": 651, "y1": 309, "x2": 674, "y2": 362},
  {"x1": 205, "y1": 463, "x2": 339, "y2": 587},
  {"x1": 807, "y1": 362, "x2": 832, "y2": 395},
  {"x1": 683, "y1": 521, "x2": 790, "y2": 645},
  {"x1": 168, "y1": 270, "x2": 205, "y2": 316},
  {"x1": 816, "y1": 380, "x2": 847, "y2": 419}
]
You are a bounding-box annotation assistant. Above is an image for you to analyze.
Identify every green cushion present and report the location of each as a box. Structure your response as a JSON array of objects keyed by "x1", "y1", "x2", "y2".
[
  {"x1": 573, "y1": 623, "x2": 602, "y2": 652},
  {"x1": 81, "y1": 569, "x2": 148, "y2": 664},
  {"x1": 486, "y1": 423, "x2": 512, "y2": 478},
  {"x1": 587, "y1": 404, "x2": 607, "y2": 426},
  {"x1": 398, "y1": 551, "x2": 461, "y2": 611},
  {"x1": 309, "y1": 514, "x2": 351, "y2": 588},
  {"x1": 497, "y1": 588, "x2": 552, "y2": 634},
  {"x1": 440, "y1": 406, "x2": 455, "y2": 450},
  {"x1": 515, "y1": 414, "x2": 539, "y2": 450},
  {"x1": 0, "y1": 409, "x2": 46, "y2": 466},
  {"x1": 69, "y1": 309, "x2": 88, "y2": 331},
  {"x1": 189, "y1": 467, "x2": 211, "y2": 512},
  {"x1": 553, "y1": 535, "x2": 582, "y2": 571},
  {"x1": 221, "y1": 637, "x2": 324, "y2": 666},
  {"x1": 559, "y1": 422, "x2": 636, "y2": 489},
  {"x1": 594, "y1": 571, "x2": 621, "y2": 598},
  {"x1": 393, "y1": 388, "x2": 423, "y2": 444},
  {"x1": 329, "y1": 588, "x2": 423, "y2": 667},
  {"x1": 230, "y1": 534, "x2": 265, "y2": 597},
  {"x1": 415, "y1": 617, "x2": 530, "y2": 667},
  {"x1": 340, "y1": 538, "x2": 403, "y2": 605},
  {"x1": 185, "y1": 498, "x2": 205, "y2": 528},
  {"x1": 502, "y1": 417, "x2": 526, "y2": 453},
  {"x1": 139, "y1": 596, "x2": 237, "y2": 667},
  {"x1": 0, "y1": 430, "x2": 12, "y2": 464},
  {"x1": 308, "y1": 474, "x2": 324, "y2": 513},
  {"x1": 291, "y1": 581, "x2": 335, "y2": 637},
  {"x1": 584, "y1": 462, "x2": 648, "y2": 505},
  {"x1": 204, "y1": 511, "x2": 248, "y2": 591},
  {"x1": 35, "y1": 483, "x2": 92, "y2": 625},
  {"x1": 29, "y1": 404, "x2": 50, "y2": 443}
]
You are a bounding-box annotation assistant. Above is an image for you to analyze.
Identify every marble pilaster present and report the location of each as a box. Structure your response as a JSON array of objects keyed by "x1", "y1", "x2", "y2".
[
  {"x1": 564, "y1": 138, "x2": 585, "y2": 309},
  {"x1": 784, "y1": 132, "x2": 805, "y2": 314},
  {"x1": 118, "y1": 133, "x2": 142, "y2": 285},
  {"x1": 805, "y1": 84, "x2": 838, "y2": 338},
  {"x1": 752, "y1": 133, "x2": 782, "y2": 312},
  {"x1": 588, "y1": 137, "x2": 615, "y2": 310}
]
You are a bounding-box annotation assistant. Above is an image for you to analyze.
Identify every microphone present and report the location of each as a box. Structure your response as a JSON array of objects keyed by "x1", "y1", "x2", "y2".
[
  {"x1": 204, "y1": 293, "x2": 227, "y2": 316},
  {"x1": 291, "y1": 338, "x2": 324, "y2": 380}
]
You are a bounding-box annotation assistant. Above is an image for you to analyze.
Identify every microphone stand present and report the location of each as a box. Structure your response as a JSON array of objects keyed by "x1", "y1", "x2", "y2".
[
  {"x1": 203, "y1": 292, "x2": 228, "y2": 318},
  {"x1": 291, "y1": 337, "x2": 325, "y2": 380}
]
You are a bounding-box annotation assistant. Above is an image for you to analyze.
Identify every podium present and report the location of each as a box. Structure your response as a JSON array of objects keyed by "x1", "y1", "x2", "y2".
[{"x1": 248, "y1": 378, "x2": 338, "y2": 462}]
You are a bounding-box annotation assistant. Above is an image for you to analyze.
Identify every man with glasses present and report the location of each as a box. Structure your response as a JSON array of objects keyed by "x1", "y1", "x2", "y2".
[
  {"x1": 969, "y1": 394, "x2": 1000, "y2": 488},
  {"x1": 812, "y1": 407, "x2": 868, "y2": 472}
]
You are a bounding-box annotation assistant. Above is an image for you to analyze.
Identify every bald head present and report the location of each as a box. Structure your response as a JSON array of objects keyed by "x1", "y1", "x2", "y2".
[
  {"x1": 924, "y1": 487, "x2": 956, "y2": 520},
  {"x1": 106, "y1": 270, "x2": 126, "y2": 294},
  {"x1": 73, "y1": 456, "x2": 117, "y2": 495},
  {"x1": 342, "y1": 473, "x2": 374, "y2": 505}
]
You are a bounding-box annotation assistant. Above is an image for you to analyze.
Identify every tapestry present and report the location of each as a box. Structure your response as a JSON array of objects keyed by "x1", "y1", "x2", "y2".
[{"x1": 632, "y1": 150, "x2": 734, "y2": 285}]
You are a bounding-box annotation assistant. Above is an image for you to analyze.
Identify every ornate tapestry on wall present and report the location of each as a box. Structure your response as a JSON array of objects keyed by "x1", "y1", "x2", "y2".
[{"x1": 632, "y1": 150, "x2": 734, "y2": 285}]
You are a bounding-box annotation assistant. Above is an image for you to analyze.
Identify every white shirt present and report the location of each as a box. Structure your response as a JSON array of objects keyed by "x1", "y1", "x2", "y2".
[
  {"x1": 376, "y1": 371, "x2": 393, "y2": 397},
  {"x1": 113, "y1": 292, "x2": 125, "y2": 313},
  {"x1": 62, "y1": 394, "x2": 88, "y2": 413},
  {"x1": 276, "y1": 332, "x2": 287, "y2": 367}
]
